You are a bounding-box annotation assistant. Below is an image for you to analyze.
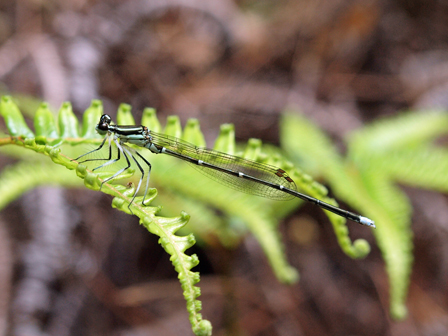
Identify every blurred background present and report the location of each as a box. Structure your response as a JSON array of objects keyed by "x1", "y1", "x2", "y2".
[{"x1": 1, "y1": 0, "x2": 448, "y2": 335}]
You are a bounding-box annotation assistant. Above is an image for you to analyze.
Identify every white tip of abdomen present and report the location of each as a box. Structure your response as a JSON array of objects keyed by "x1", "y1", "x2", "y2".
[{"x1": 359, "y1": 216, "x2": 375, "y2": 228}]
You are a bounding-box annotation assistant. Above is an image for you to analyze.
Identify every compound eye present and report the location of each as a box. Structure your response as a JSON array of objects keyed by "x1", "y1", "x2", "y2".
[{"x1": 97, "y1": 114, "x2": 112, "y2": 131}]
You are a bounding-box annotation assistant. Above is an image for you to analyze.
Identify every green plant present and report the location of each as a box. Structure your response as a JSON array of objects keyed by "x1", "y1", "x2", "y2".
[
  {"x1": 0, "y1": 96, "x2": 372, "y2": 335},
  {"x1": 281, "y1": 110, "x2": 448, "y2": 319}
]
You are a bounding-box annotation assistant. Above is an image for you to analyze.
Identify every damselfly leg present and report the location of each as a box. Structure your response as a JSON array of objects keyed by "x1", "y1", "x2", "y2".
[
  {"x1": 75, "y1": 133, "x2": 152, "y2": 213},
  {"x1": 75, "y1": 135, "x2": 111, "y2": 163}
]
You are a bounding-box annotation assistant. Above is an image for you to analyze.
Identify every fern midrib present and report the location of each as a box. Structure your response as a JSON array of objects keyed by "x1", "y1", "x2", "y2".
[{"x1": 117, "y1": 196, "x2": 203, "y2": 325}]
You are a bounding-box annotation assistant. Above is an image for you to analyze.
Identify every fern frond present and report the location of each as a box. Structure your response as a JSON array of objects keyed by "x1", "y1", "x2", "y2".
[
  {"x1": 348, "y1": 111, "x2": 448, "y2": 158},
  {"x1": 0, "y1": 97, "x2": 213, "y2": 336},
  {"x1": 0, "y1": 159, "x2": 82, "y2": 211},
  {"x1": 281, "y1": 110, "x2": 448, "y2": 320},
  {"x1": 362, "y1": 170, "x2": 412, "y2": 319},
  {"x1": 349, "y1": 111, "x2": 448, "y2": 318},
  {"x1": 280, "y1": 112, "x2": 412, "y2": 319},
  {"x1": 384, "y1": 147, "x2": 448, "y2": 192}
]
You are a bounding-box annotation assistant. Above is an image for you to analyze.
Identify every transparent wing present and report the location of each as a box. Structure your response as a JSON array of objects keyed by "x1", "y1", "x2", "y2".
[{"x1": 148, "y1": 131, "x2": 296, "y2": 200}]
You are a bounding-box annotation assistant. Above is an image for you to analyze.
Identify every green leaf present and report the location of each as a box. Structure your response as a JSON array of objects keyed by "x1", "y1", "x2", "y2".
[
  {"x1": 0, "y1": 159, "x2": 82, "y2": 211},
  {"x1": 82, "y1": 100, "x2": 103, "y2": 138},
  {"x1": 117, "y1": 103, "x2": 135, "y2": 125},
  {"x1": 34, "y1": 102, "x2": 59, "y2": 144},
  {"x1": 58, "y1": 102, "x2": 79, "y2": 138},
  {"x1": 348, "y1": 111, "x2": 448, "y2": 156},
  {"x1": 164, "y1": 115, "x2": 183, "y2": 138},
  {"x1": 182, "y1": 119, "x2": 206, "y2": 147},
  {"x1": 213, "y1": 123, "x2": 235, "y2": 154},
  {"x1": 0, "y1": 96, "x2": 34, "y2": 138},
  {"x1": 141, "y1": 107, "x2": 161, "y2": 132}
]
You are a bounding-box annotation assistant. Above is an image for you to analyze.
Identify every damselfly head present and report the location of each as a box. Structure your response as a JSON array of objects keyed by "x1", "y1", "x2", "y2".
[{"x1": 96, "y1": 114, "x2": 112, "y2": 135}]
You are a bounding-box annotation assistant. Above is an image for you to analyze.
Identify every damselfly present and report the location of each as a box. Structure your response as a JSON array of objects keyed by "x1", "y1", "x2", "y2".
[{"x1": 75, "y1": 114, "x2": 375, "y2": 228}]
